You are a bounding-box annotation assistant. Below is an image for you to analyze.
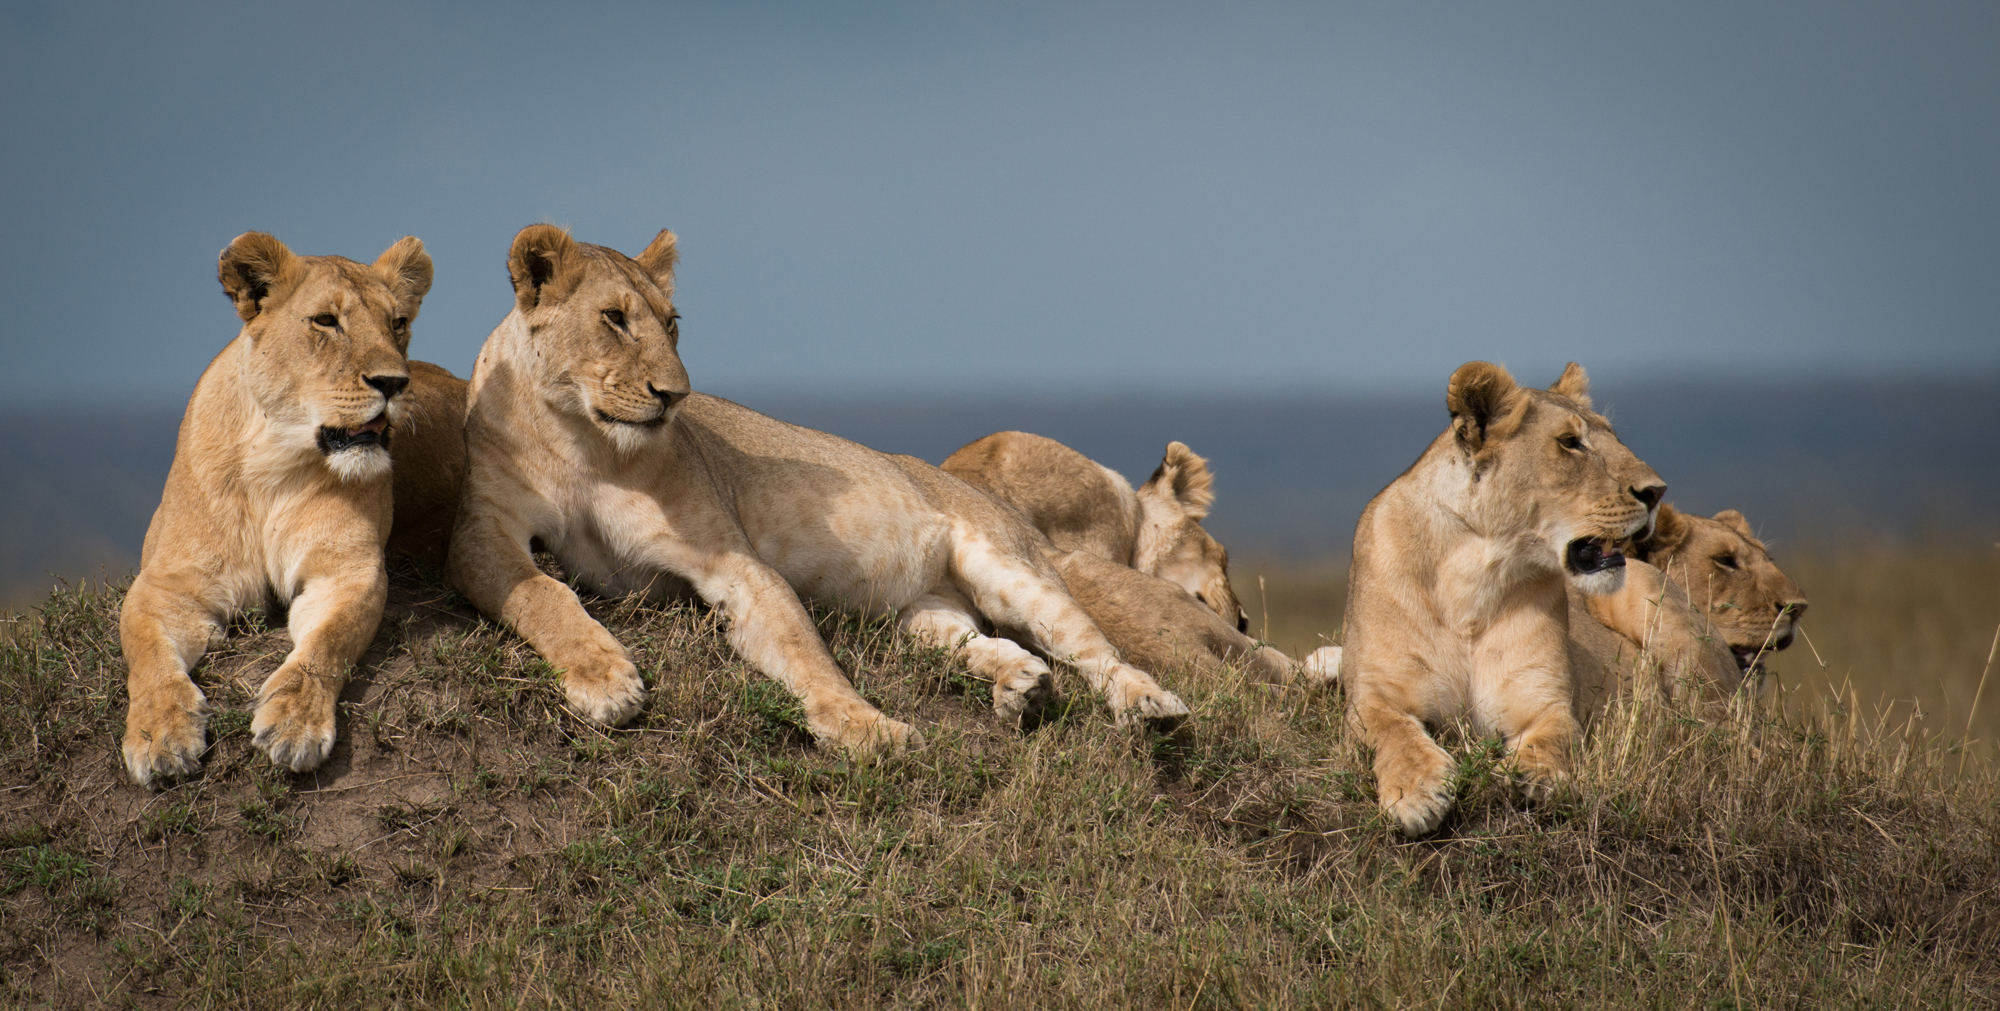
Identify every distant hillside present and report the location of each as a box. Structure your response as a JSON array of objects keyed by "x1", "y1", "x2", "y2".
[{"x1": 4, "y1": 374, "x2": 1996, "y2": 607}]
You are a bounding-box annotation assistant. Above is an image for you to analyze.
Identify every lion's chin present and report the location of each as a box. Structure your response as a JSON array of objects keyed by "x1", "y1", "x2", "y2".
[
  {"x1": 323, "y1": 444, "x2": 393, "y2": 483},
  {"x1": 600, "y1": 418, "x2": 666, "y2": 456}
]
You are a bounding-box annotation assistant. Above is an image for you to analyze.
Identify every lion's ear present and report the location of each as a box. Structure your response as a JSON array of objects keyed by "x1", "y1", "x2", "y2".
[
  {"x1": 1547, "y1": 361, "x2": 1592, "y2": 409},
  {"x1": 508, "y1": 224, "x2": 580, "y2": 312},
  {"x1": 1139, "y1": 441, "x2": 1216, "y2": 519},
  {"x1": 218, "y1": 232, "x2": 299, "y2": 322},
  {"x1": 1637, "y1": 502, "x2": 1689, "y2": 561},
  {"x1": 372, "y1": 236, "x2": 434, "y2": 321},
  {"x1": 635, "y1": 229, "x2": 679, "y2": 291},
  {"x1": 1712, "y1": 509, "x2": 1757, "y2": 540},
  {"x1": 1446, "y1": 361, "x2": 1520, "y2": 452}
]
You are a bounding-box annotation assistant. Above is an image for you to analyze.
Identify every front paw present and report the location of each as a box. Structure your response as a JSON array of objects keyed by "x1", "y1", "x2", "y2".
[
  {"x1": 1302, "y1": 646, "x2": 1343, "y2": 686},
  {"x1": 252, "y1": 668, "x2": 338, "y2": 773},
  {"x1": 123, "y1": 687, "x2": 209, "y2": 787},
  {"x1": 991, "y1": 668, "x2": 1055, "y2": 728},
  {"x1": 1382, "y1": 776, "x2": 1457, "y2": 837},
  {"x1": 559, "y1": 652, "x2": 648, "y2": 725},
  {"x1": 1106, "y1": 679, "x2": 1192, "y2": 731},
  {"x1": 812, "y1": 707, "x2": 922, "y2": 760}
]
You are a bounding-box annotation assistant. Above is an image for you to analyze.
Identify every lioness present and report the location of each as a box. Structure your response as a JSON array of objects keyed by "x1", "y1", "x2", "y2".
[
  {"x1": 943, "y1": 431, "x2": 1247, "y2": 631},
  {"x1": 121, "y1": 233, "x2": 442, "y2": 785},
  {"x1": 1054, "y1": 551, "x2": 1297, "y2": 686},
  {"x1": 446, "y1": 225, "x2": 1190, "y2": 756},
  {"x1": 1341, "y1": 361, "x2": 1665, "y2": 836}
]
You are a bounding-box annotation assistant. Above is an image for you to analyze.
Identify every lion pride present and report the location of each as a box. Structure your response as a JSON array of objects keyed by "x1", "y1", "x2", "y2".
[{"x1": 120, "y1": 233, "x2": 458, "y2": 785}]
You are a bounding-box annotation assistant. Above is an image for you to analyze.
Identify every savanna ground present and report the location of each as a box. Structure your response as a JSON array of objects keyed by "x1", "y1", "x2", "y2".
[{"x1": 1, "y1": 545, "x2": 1996, "y2": 1009}]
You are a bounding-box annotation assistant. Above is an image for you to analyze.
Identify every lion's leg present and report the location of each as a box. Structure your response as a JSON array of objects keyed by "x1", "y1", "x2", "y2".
[
  {"x1": 896, "y1": 590, "x2": 1053, "y2": 726},
  {"x1": 120, "y1": 572, "x2": 224, "y2": 786},
  {"x1": 688, "y1": 553, "x2": 919, "y2": 757},
  {"x1": 250, "y1": 565, "x2": 387, "y2": 773},
  {"x1": 450, "y1": 511, "x2": 647, "y2": 724},
  {"x1": 949, "y1": 536, "x2": 1189, "y2": 727},
  {"x1": 1471, "y1": 610, "x2": 1580, "y2": 800},
  {"x1": 1346, "y1": 661, "x2": 1458, "y2": 837}
]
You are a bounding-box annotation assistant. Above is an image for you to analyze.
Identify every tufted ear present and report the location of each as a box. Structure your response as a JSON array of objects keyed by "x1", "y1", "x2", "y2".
[
  {"x1": 635, "y1": 229, "x2": 679, "y2": 292},
  {"x1": 371, "y1": 236, "x2": 434, "y2": 322},
  {"x1": 1635, "y1": 502, "x2": 1690, "y2": 562},
  {"x1": 1446, "y1": 361, "x2": 1522, "y2": 453},
  {"x1": 1139, "y1": 441, "x2": 1216, "y2": 519},
  {"x1": 507, "y1": 224, "x2": 580, "y2": 313},
  {"x1": 1712, "y1": 509, "x2": 1757, "y2": 540},
  {"x1": 218, "y1": 232, "x2": 300, "y2": 322},
  {"x1": 1547, "y1": 361, "x2": 1592, "y2": 409}
]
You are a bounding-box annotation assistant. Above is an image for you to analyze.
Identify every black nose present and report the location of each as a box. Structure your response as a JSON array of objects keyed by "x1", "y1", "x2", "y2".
[
  {"x1": 648, "y1": 384, "x2": 686, "y2": 409},
  {"x1": 1631, "y1": 483, "x2": 1665, "y2": 510},
  {"x1": 366, "y1": 374, "x2": 409, "y2": 399},
  {"x1": 1780, "y1": 600, "x2": 1808, "y2": 620}
]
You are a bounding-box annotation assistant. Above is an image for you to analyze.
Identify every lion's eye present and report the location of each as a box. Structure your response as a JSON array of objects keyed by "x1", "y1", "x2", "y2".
[
  {"x1": 666, "y1": 314, "x2": 680, "y2": 336},
  {"x1": 1714, "y1": 555, "x2": 1740, "y2": 571},
  {"x1": 602, "y1": 309, "x2": 626, "y2": 328},
  {"x1": 1557, "y1": 434, "x2": 1583, "y2": 451},
  {"x1": 393, "y1": 316, "x2": 409, "y2": 330},
  {"x1": 311, "y1": 313, "x2": 339, "y2": 328}
]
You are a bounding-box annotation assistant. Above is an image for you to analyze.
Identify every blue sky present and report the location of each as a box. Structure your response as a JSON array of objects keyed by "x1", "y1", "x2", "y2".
[{"x1": 3, "y1": 0, "x2": 1996, "y2": 402}]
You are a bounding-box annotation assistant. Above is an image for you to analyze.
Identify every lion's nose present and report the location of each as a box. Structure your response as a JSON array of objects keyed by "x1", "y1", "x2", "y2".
[
  {"x1": 366, "y1": 374, "x2": 409, "y2": 399},
  {"x1": 1631, "y1": 483, "x2": 1665, "y2": 510},
  {"x1": 1779, "y1": 600, "x2": 1808, "y2": 620},
  {"x1": 648, "y1": 383, "x2": 686, "y2": 409}
]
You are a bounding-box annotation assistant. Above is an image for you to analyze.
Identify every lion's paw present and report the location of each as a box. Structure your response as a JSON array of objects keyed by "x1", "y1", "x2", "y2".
[
  {"x1": 123, "y1": 689, "x2": 209, "y2": 787},
  {"x1": 1107, "y1": 679, "x2": 1192, "y2": 732},
  {"x1": 991, "y1": 669, "x2": 1054, "y2": 728},
  {"x1": 561, "y1": 656, "x2": 648, "y2": 725},
  {"x1": 252, "y1": 679, "x2": 337, "y2": 774},
  {"x1": 816, "y1": 708, "x2": 922, "y2": 760},
  {"x1": 1302, "y1": 646, "x2": 1343, "y2": 686},
  {"x1": 1383, "y1": 778, "x2": 1457, "y2": 837}
]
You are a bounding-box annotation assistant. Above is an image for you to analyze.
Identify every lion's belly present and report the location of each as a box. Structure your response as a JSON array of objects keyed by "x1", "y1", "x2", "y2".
[{"x1": 737, "y1": 480, "x2": 953, "y2": 617}]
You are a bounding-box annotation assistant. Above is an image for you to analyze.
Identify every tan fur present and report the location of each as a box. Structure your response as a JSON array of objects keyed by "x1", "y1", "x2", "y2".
[
  {"x1": 1053, "y1": 551, "x2": 1294, "y2": 686},
  {"x1": 1340, "y1": 361, "x2": 1666, "y2": 836},
  {"x1": 121, "y1": 233, "x2": 436, "y2": 785},
  {"x1": 942, "y1": 432, "x2": 1246, "y2": 631},
  {"x1": 446, "y1": 226, "x2": 1190, "y2": 758},
  {"x1": 385, "y1": 360, "x2": 468, "y2": 566}
]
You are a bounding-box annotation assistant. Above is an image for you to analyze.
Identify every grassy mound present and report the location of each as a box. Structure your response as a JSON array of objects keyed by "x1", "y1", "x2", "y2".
[{"x1": 1, "y1": 564, "x2": 1995, "y2": 1008}]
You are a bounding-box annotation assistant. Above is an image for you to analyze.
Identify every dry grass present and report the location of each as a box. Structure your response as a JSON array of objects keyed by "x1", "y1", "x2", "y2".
[{"x1": 1, "y1": 556, "x2": 1996, "y2": 1009}]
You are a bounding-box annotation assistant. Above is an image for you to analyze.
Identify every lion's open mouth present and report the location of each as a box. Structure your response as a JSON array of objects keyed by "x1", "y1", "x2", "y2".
[
  {"x1": 317, "y1": 413, "x2": 389, "y2": 454},
  {"x1": 594, "y1": 408, "x2": 668, "y2": 429},
  {"x1": 1564, "y1": 536, "x2": 1626, "y2": 576}
]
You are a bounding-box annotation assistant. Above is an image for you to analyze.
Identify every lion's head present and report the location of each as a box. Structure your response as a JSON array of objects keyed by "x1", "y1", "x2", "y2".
[
  {"x1": 1635, "y1": 504, "x2": 1807, "y2": 669},
  {"x1": 502, "y1": 224, "x2": 690, "y2": 455},
  {"x1": 218, "y1": 231, "x2": 433, "y2": 482},
  {"x1": 1445, "y1": 361, "x2": 1666, "y2": 596},
  {"x1": 1131, "y1": 441, "x2": 1247, "y2": 632}
]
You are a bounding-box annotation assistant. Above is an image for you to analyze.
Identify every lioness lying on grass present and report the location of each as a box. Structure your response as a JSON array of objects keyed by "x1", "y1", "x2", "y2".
[
  {"x1": 941, "y1": 431, "x2": 1298, "y2": 685},
  {"x1": 943, "y1": 431, "x2": 1247, "y2": 631},
  {"x1": 1341, "y1": 361, "x2": 1666, "y2": 836},
  {"x1": 121, "y1": 233, "x2": 460, "y2": 785},
  {"x1": 446, "y1": 225, "x2": 1191, "y2": 757},
  {"x1": 1568, "y1": 503, "x2": 1808, "y2": 713}
]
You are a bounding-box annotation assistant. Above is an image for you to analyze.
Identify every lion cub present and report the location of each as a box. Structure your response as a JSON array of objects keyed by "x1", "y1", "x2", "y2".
[
  {"x1": 1341, "y1": 362, "x2": 1665, "y2": 836},
  {"x1": 943, "y1": 432, "x2": 1247, "y2": 631},
  {"x1": 447, "y1": 225, "x2": 1190, "y2": 757},
  {"x1": 121, "y1": 233, "x2": 451, "y2": 785}
]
